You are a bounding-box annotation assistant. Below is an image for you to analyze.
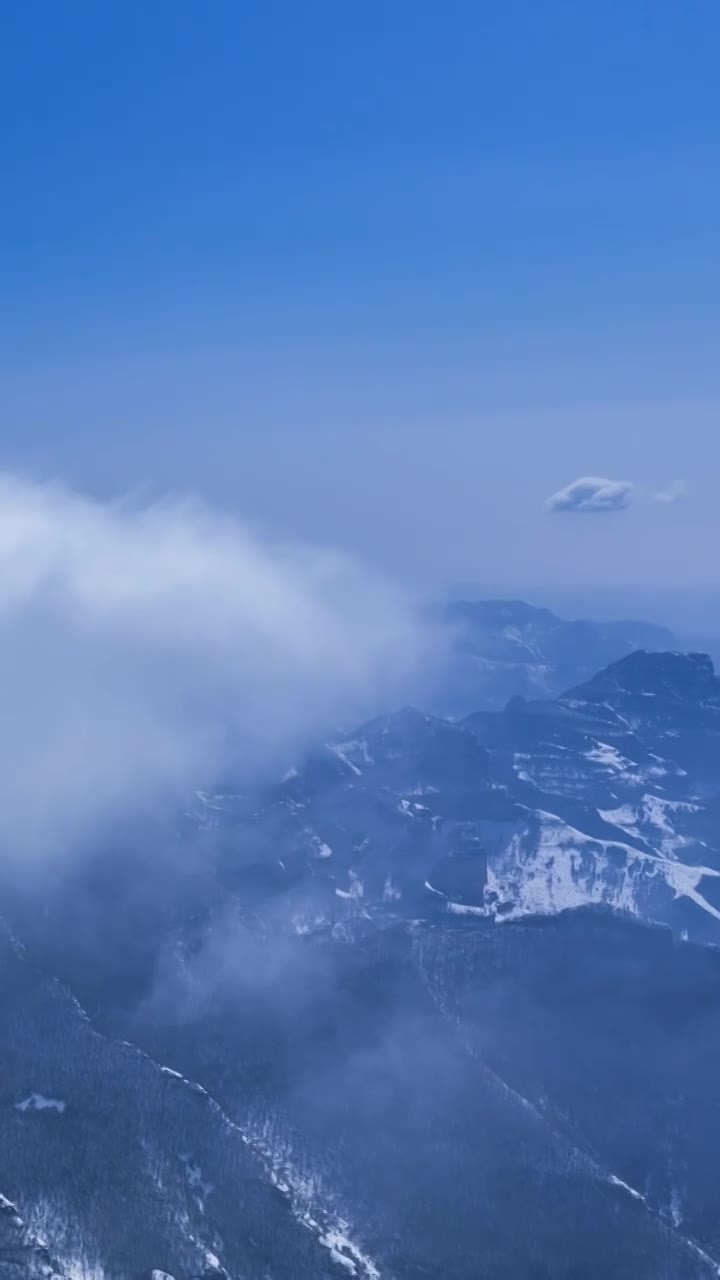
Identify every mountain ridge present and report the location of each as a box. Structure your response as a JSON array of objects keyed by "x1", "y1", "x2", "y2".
[
  {"x1": 433, "y1": 598, "x2": 678, "y2": 717},
  {"x1": 4, "y1": 634, "x2": 720, "y2": 1276}
]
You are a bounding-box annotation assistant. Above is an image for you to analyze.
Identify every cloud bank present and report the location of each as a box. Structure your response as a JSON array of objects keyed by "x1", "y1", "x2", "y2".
[
  {"x1": 0, "y1": 474, "x2": 432, "y2": 861},
  {"x1": 545, "y1": 476, "x2": 633, "y2": 514}
]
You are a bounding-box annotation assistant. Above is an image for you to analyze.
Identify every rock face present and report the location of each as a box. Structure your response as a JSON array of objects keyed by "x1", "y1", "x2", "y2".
[{"x1": 3, "y1": 648, "x2": 720, "y2": 1277}]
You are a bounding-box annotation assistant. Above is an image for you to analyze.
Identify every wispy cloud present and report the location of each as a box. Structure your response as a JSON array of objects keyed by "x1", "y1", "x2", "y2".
[
  {"x1": 0, "y1": 474, "x2": 432, "y2": 861},
  {"x1": 545, "y1": 476, "x2": 633, "y2": 514},
  {"x1": 653, "y1": 480, "x2": 687, "y2": 505}
]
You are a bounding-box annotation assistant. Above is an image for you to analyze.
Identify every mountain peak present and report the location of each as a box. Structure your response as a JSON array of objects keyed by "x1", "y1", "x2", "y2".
[
  {"x1": 359, "y1": 705, "x2": 455, "y2": 740},
  {"x1": 442, "y1": 599, "x2": 559, "y2": 628},
  {"x1": 565, "y1": 649, "x2": 718, "y2": 703}
]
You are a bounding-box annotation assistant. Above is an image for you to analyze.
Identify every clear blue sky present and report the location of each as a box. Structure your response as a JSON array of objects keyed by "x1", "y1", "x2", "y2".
[{"x1": 2, "y1": 1, "x2": 719, "y2": 602}]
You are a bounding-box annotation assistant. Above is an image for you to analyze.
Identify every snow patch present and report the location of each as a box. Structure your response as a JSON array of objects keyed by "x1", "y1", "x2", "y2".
[
  {"x1": 599, "y1": 804, "x2": 638, "y2": 829},
  {"x1": 238, "y1": 1115, "x2": 381, "y2": 1278},
  {"x1": 483, "y1": 811, "x2": 720, "y2": 926},
  {"x1": 584, "y1": 741, "x2": 644, "y2": 782},
  {"x1": 663, "y1": 860, "x2": 720, "y2": 921},
  {"x1": 382, "y1": 877, "x2": 402, "y2": 902},
  {"x1": 608, "y1": 1174, "x2": 645, "y2": 1202},
  {"x1": 15, "y1": 1092, "x2": 66, "y2": 1113},
  {"x1": 160, "y1": 1066, "x2": 208, "y2": 1095},
  {"x1": 292, "y1": 914, "x2": 330, "y2": 935},
  {"x1": 329, "y1": 743, "x2": 363, "y2": 776},
  {"x1": 424, "y1": 880, "x2": 447, "y2": 898},
  {"x1": 601, "y1": 794, "x2": 703, "y2": 859},
  {"x1": 305, "y1": 827, "x2": 333, "y2": 858},
  {"x1": 513, "y1": 752, "x2": 533, "y2": 784}
]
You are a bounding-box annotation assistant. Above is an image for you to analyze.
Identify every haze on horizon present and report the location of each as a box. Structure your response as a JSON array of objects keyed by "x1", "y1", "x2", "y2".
[{"x1": 2, "y1": 1, "x2": 719, "y2": 618}]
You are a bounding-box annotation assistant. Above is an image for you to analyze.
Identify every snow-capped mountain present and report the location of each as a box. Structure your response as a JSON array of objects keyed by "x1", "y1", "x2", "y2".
[
  {"x1": 4, "y1": 647, "x2": 720, "y2": 1277},
  {"x1": 463, "y1": 650, "x2": 720, "y2": 939},
  {"x1": 176, "y1": 650, "x2": 720, "y2": 945}
]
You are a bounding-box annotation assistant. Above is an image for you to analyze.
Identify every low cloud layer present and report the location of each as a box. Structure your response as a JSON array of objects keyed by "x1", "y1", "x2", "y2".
[
  {"x1": 545, "y1": 476, "x2": 634, "y2": 514},
  {"x1": 0, "y1": 474, "x2": 433, "y2": 861}
]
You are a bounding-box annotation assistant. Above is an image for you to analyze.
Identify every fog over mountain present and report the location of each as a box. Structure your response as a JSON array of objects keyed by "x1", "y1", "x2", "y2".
[
  {"x1": 4, "y1": 3, "x2": 720, "y2": 1276},
  {"x1": 3, "y1": 478, "x2": 720, "y2": 1279},
  {"x1": 0, "y1": 474, "x2": 433, "y2": 864}
]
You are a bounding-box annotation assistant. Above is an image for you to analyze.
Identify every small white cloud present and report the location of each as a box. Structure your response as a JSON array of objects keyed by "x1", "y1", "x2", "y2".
[
  {"x1": 653, "y1": 480, "x2": 687, "y2": 505},
  {"x1": 545, "y1": 476, "x2": 633, "y2": 514}
]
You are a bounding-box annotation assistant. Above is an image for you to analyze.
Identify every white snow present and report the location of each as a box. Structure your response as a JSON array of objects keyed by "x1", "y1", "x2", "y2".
[
  {"x1": 61, "y1": 1258, "x2": 108, "y2": 1280},
  {"x1": 424, "y1": 880, "x2": 447, "y2": 898},
  {"x1": 180, "y1": 1155, "x2": 213, "y2": 1212},
  {"x1": 483, "y1": 811, "x2": 720, "y2": 926},
  {"x1": 193, "y1": 789, "x2": 244, "y2": 809},
  {"x1": 329, "y1": 743, "x2": 363, "y2": 776},
  {"x1": 662, "y1": 859, "x2": 720, "y2": 921},
  {"x1": 238, "y1": 1114, "x2": 381, "y2": 1279},
  {"x1": 382, "y1": 877, "x2": 402, "y2": 902},
  {"x1": 608, "y1": 1174, "x2": 645, "y2": 1202},
  {"x1": 513, "y1": 752, "x2": 533, "y2": 783},
  {"x1": 348, "y1": 872, "x2": 364, "y2": 899},
  {"x1": 334, "y1": 738, "x2": 374, "y2": 767},
  {"x1": 639, "y1": 795, "x2": 687, "y2": 857},
  {"x1": 585, "y1": 742, "x2": 628, "y2": 769},
  {"x1": 15, "y1": 1093, "x2": 66, "y2": 1113},
  {"x1": 293, "y1": 914, "x2": 330, "y2": 935},
  {"x1": 336, "y1": 873, "x2": 365, "y2": 903},
  {"x1": 602, "y1": 794, "x2": 703, "y2": 860},
  {"x1": 584, "y1": 741, "x2": 645, "y2": 782},
  {"x1": 0, "y1": 1193, "x2": 21, "y2": 1223},
  {"x1": 319, "y1": 1225, "x2": 380, "y2": 1276},
  {"x1": 159, "y1": 1066, "x2": 208, "y2": 1095},
  {"x1": 305, "y1": 828, "x2": 333, "y2": 858},
  {"x1": 599, "y1": 804, "x2": 638, "y2": 829},
  {"x1": 483, "y1": 819, "x2": 645, "y2": 920}
]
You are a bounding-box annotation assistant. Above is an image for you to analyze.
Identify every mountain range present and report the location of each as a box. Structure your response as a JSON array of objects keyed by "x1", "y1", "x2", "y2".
[
  {"x1": 3, "y1": 607, "x2": 720, "y2": 1278},
  {"x1": 432, "y1": 598, "x2": 677, "y2": 716}
]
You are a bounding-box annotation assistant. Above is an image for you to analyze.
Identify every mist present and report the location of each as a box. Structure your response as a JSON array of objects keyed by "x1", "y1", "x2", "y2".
[{"x1": 0, "y1": 472, "x2": 433, "y2": 864}]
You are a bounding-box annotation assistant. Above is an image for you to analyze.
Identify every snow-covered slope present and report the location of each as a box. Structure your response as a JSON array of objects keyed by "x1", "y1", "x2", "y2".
[{"x1": 179, "y1": 652, "x2": 720, "y2": 944}]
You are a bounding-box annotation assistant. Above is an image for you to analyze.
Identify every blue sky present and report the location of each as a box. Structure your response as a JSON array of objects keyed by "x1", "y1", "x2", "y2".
[{"x1": 2, "y1": 1, "x2": 719, "y2": 603}]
